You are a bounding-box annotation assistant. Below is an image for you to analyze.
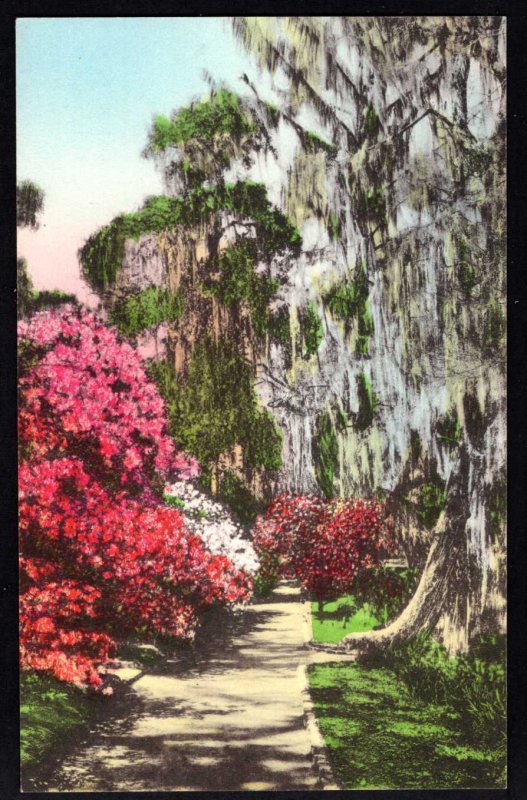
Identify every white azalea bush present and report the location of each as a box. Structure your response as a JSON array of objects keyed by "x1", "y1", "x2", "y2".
[{"x1": 164, "y1": 481, "x2": 260, "y2": 576}]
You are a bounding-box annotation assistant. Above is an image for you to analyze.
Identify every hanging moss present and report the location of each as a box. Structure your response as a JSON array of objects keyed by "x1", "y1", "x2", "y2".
[
  {"x1": 325, "y1": 261, "x2": 369, "y2": 319},
  {"x1": 263, "y1": 100, "x2": 280, "y2": 127},
  {"x1": 463, "y1": 393, "x2": 486, "y2": 446},
  {"x1": 313, "y1": 411, "x2": 338, "y2": 499},
  {"x1": 487, "y1": 474, "x2": 506, "y2": 544},
  {"x1": 300, "y1": 301, "x2": 324, "y2": 356},
  {"x1": 358, "y1": 298, "x2": 375, "y2": 337},
  {"x1": 357, "y1": 186, "x2": 387, "y2": 227},
  {"x1": 355, "y1": 372, "x2": 379, "y2": 432},
  {"x1": 409, "y1": 430, "x2": 422, "y2": 464},
  {"x1": 268, "y1": 306, "x2": 291, "y2": 344},
  {"x1": 204, "y1": 238, "x2": 280, "y2": 337},
  {"x1": 336, "y1": 407, "x2": 349, "y2": 432},
  {"x1": 362, "y1": 103, "x2": 381, "y2": 139},
  {"x1": 329, "y1": 211, "x2": 341, "y2": 241},
  {"x1": 436, "y1": 410, "x2": 462, "y2": 447},
  {"x1": 483, "y1": 299, "x2": 506, "y2": 350},
  {"x1": 304, "y1": 130, "x2": 337, "y2": 157},
  {"x1": 109, "y1": 287, "x2": 185, "y2": 336},
  {"x1": 80, "y1": 182, "x2": 301, "y2": 292},
  {"x1": 149, "y1": 338, "x2": 282, "y2": 473}
]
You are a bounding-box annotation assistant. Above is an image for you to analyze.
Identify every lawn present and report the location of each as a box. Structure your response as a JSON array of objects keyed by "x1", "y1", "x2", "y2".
[
  {"x1": 308, "y1": 662, "x2": 505, "y2": 789},
  {"x1": 310, "y1": 595, "x2": 382, "y2": 644}
]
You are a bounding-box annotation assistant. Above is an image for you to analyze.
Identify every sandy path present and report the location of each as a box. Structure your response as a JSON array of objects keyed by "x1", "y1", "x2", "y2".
[{"x1": 42, "y1": 583, "x2": 349, "y2": 792}]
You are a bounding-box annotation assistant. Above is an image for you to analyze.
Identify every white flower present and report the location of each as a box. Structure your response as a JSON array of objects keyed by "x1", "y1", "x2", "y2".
[{"x1": 165, "y1": 480, "x2": 259, "y2": 575}]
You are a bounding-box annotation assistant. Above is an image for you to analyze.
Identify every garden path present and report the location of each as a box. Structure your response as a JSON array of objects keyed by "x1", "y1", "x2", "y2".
[{"x1": 41, "y1": 582, "x2": 353, "y2": 792}]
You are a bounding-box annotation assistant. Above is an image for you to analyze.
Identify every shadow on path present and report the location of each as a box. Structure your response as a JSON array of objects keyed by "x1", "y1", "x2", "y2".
[{"x1": 30, "y1": 583, "x2": 326, "y2": 792}]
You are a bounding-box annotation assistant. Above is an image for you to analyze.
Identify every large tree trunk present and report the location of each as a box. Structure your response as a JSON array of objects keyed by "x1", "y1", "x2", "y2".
[{"x1": 340, "y1": 447, "x2": 506, "y2": 654}]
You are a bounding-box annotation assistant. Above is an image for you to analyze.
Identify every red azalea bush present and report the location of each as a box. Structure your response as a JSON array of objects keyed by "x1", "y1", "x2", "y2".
[
  {"x1": 18, "y1": 306, "x2": 252, "y2": 689},
  {"x1": 252, "y1": 493, "x2": 393, "y2": 606}
]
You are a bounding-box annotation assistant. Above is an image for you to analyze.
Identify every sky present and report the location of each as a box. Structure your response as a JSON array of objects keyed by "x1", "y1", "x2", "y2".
[{"x1": 16, "y1": 17, "x2": 257, "y2": 305}]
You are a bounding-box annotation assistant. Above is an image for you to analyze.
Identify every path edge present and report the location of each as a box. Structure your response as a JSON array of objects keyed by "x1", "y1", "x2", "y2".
[{"x1": 298, "y1": 597, "x2": 341, "y2": 790}]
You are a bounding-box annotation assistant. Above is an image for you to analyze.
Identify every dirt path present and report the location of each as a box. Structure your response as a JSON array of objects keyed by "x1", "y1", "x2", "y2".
[{"x1": 40, "y1": 583, "x2": 352, "y2": 792}]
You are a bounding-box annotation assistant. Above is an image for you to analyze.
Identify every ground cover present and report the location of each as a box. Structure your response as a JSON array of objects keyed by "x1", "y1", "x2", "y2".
[
  {"x1": 308, "y1": 662, "x2": 505, "y2": 789},
  {"x1": 20, "y1": 672, "x2": 93, "y2": 771},
  {"x1": 310, "y1": 595, "x2": 381, "y2": 644}
]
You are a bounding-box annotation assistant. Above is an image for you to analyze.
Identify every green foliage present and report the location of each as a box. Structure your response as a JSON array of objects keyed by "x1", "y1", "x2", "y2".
[
  {"x1": 163, "y1": 493, "x2": 186, "y2": 510},
  {"x1": 17, "y1": 259, "x2": 77, "y2": 319},
  {"x1": 300, "y1": 301, "x2": 324, "y2": 356},
  {"x1": 458, "y1": 261, "x2": 477, "y2": 295},
  {"x1": 362, "y1": 103, "x2": 381, "y2": 138},
  {"x1": 304, "y1": 130, "x2": 337, "y2": 157},
  {"x1": 309, "y1": 657, "x2": 505, "y2": 788},
  {"x1": 414, "y1": 474, "x2": 448, "y2": 529},
  {"x1": 365, "y1": 631, "x2": 506, "y2": 756},
  {"x1": 311, "y1": 568, "x2": 419, "y2": 643},
  {"x1": 20, "y1": 671, "x2": 91, "y2": 770},
  {"x1": 267, "y1": 306, "x2": 291, "y2": 344},
  {"x1": 312, "y1": 596, "x2": 381, "y2": 643},
  {"x1": 217, "y1": 469, "x2": 265, "y2": 525},
  {"x1": 150, "y1": 339, "x2": 282, "y2": 473},
  {"x1": 146, "y1": 89, "x2": 257, "y2": 156},
  {"x1": 325, "y1": 262, "x2": 374, "y2": 350},
  {"x1": 17, "y1": 180, "x2": 45, "y2": 229},
  {"x1": 436, "y1": 410, "x2": 462, "y2": 447},
  {"x1": 313, "y1": 411, "x2": 338, "y2": 498},
  {"x1": 205, "y1": 239, "x2": 281, "y2": 339},
  {"x1": 206, "y1": 240, "x2": 257, "y2": 306},
  {"x1": 109, "y1": 287, "x2": 185, "y2": 336},
  {"x1": 31, "y1": 290, "x2": 78, "y2": 311},
  {"x1": 329, "y1": 211, "x2": 340, "y2": 241},
  {"x1": 483, "y1": 299, "x2": 505, "y2": 350},
  {"x1": 355, "y1": 372, "x2": 379, "y2": 431},
  {"x1": 487, "y1": 473, "x2": 506, "y2": 543},
  {"x1": 17, "y1": 257, "x2": 34, "y2": 318},
  {"x1": 80, "y1": 182, "x2": 301, "y2": 292}
]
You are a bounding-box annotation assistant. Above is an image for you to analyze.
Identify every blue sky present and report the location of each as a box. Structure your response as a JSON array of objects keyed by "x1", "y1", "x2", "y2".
[{"x1": 17, "y1": 17, "x2": 257, "y2": 302}]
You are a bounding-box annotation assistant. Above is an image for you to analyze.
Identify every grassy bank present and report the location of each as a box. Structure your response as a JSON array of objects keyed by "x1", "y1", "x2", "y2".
[
  {"x1": 20, "y1": 672, "x2": 93, "y2": 771},
  {"x1": 308, "y1": 661, "x2": 505, "y2": 789},
  {"x1": 309, "y1": 580, "x2": 506, "y2": 789}
]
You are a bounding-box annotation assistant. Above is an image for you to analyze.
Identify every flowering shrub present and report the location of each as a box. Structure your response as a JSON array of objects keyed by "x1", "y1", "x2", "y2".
[
  {"x1": 253, "y1": 493, "x2": 393, "y2": 605},
  {"x1": 165, "y1": 481, "x2": 259, "y2": 575},
  {"x1": 18, "y1": 306, "x2": 199, "y2": 498},
  {"x1": 19, "y1": 307, "x2": 251, "y2": 689}
]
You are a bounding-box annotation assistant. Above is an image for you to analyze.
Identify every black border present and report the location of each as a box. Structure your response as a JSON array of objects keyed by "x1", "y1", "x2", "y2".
[{"x1": 2, "y1": 4, "x2": 525, "y2": 799}]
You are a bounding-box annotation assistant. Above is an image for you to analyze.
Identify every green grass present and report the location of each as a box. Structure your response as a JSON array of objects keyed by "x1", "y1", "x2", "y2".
[
  {"x1": 308, "y1": 662, "x2": 505, "y2": 789},
  {"x1": 20, "y1": 671, "x2": 92, "y2": 771},
  {"x1": 311, "y1": 596, "x2": 381, "y2": 643}
]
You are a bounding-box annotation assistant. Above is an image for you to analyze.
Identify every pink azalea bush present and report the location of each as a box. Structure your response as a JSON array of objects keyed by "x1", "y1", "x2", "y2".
[
  {"x1": 252, "y1": 493, "x2": 394, "y2": 605},
  {"x1": 19, "y1": 306, "x2": 252, "y2": 689}
]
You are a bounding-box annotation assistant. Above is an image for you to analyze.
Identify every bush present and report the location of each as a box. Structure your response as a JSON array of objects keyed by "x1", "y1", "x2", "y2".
[
  {"x1": 253, "y1": 493, "x2": 393, "y2": 607},
  {"x1": 18, "y1": 307, "x2": 251, "y2": 689},
  {"x1": 165, "y1": 479, "x2": 259, "y2": 575}
]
